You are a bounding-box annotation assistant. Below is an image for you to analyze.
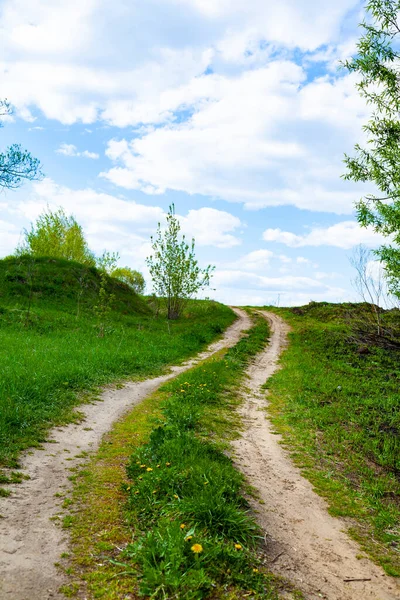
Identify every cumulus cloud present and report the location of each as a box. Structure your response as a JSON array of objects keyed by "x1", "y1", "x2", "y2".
[
  {"x1": 56, "y1": 143, "x2": 99, "y2": 159},
  {"x1": 263, "y1": 221, "x2": 385, "y2": 249},
  {"x1": 179, "y1": 208, "x2": 242, "y2": 248},
  {"x1": 0, "y1": 0, "x2": 368, "y2": 214},
  {"x1": 100, "y1": 65, "x2": 367, "y2": 213}
]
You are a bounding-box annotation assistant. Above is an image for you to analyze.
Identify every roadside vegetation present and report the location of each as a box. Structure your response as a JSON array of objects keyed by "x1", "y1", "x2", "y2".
[
  {"x1": 266, "y1": 302, "x2": 400, "y2": 576},
  {"x1": 0, "y1": 255, "x2": 234, "y2": 471},
  {"x1": 62, "y1": 315, "x2": 292, "y2": 599}
]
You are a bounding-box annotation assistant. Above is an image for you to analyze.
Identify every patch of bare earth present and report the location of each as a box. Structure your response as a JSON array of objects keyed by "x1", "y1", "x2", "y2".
[
  {"x1": 233, "y1": 311, "x2": 400, "y2": 600},
  {"x1": 0, "y1": 309, "x2": 251, "y2": 600}
]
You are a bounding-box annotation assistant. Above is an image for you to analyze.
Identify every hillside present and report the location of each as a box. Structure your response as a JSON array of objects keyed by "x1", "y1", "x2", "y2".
[
  {"x1": 0, "y1": 256, "x2": 235, "y2": 469},
  {"x1": 267, "y1": 301, "x2": 400, "y2": 576},
  {"x1": 0, "y1": 255, "x2": 151, "y2": 320}
]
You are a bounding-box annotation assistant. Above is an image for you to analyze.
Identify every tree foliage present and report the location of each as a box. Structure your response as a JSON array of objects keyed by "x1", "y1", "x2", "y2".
[
  {"x1": 343, "y1": 1, "x2": 400, "y2": 295},
  {"x1": 146, "y1": 205, "x2": 214, "y2": 319},
  {"x1": 18, "y1": 207, "x2": 96, "y2": 266},
  {"x1": 111, "y1": 267, "x2": 146, "y2": 294},
  {"x1": 0, "y1": 100, "x2": 42, "y2": 189}
]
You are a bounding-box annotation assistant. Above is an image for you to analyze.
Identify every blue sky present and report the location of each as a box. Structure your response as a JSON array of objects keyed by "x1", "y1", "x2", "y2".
[{"x1": 0, "y1": 0, "x2": 386, "y2": 306}]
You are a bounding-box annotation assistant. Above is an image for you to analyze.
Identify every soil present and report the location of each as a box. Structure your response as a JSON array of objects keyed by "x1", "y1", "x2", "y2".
[
  {"x1": 233, "y1": 311, "x2": 400, "y2": 600},
  {"x1": 0, "y1": 308, "x2": 251, "y2": 600}
]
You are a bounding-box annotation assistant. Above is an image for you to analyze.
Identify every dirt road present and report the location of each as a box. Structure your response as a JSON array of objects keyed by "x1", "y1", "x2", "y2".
[
  {"x1": 233, "y1": 311, "x2": 400, "y2": 600},
  {"x1": 0, "y1": 309, "x2": 251, "y2": 600}
]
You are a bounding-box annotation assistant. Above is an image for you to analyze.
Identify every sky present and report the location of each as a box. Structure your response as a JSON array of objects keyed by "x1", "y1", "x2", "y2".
[{"x1": 0, "y1": 0, "x2": 386, "y2": 306}]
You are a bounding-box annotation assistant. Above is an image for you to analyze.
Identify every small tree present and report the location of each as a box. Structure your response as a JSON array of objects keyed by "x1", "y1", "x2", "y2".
[
  {"x1": 18, "y1": 207, "x2": 96, "y2": 266},
  {"x1": 350, "y1": 245, "x2": 387, "y2": 335},
  {"x1": 96, "y1": 251, "x2": 120, "y2": 274},
  {"x1": 0, "y1": 100, "x2": 42, "y2": 189},
  {"x1": 111, "y1": 267, "x2": 145, "y2": 294},
  {"x1": 146, "y1": 205, "x2": 214, "y2": 319}
]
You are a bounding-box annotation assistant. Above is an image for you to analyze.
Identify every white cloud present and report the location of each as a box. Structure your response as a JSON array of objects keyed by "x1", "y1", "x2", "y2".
[
  {"x1": 0, "y1": 0, "x2": 368, "y2": 215},
  {"x1": 56, "y1": 143, "x2": 99, "y2": 159},
  {"x1": 5, "y1": 180, "x2": 243, "y2": 264},
  {"x1": 100, "y1": 62, "x2": 368, "y2": 213},
  {"x1": 0, "y1": 219, "x2": 20, "y2": 256},
  {"x1": 179, "y1": 208, "x2": 242, "y2": 248},
  {"x1": 263, "y1": 221, "x2": 385, "y2": 249},
  {"x1": 232, "y1": 249, "x2": 275, "y2": 271}
]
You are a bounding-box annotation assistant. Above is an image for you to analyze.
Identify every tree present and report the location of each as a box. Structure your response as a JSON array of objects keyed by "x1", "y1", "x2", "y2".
[
  {"x1": 111, "y1": 267, "x2": 145, "y2": 294},
  {"x1": 0, "y1": 100, "x2": 42, "y2": 189},
  {"x1": 343, "y1": 1, "x2": 400, "y2": 296},
  {"x1": 146, "y1": 205, "x2": 214, "y2": 319},
  {"x1": 18, "y1": 207, "x2": 96, "y2": 266}
]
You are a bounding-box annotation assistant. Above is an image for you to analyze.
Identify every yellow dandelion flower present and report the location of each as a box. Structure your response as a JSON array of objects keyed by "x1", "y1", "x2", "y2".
[
  {"x1": 185, "y1": 535, "x2": 193, "y2": 541},
  {"x1": 173, "y1": 494, "x2": 179, "y2": 499},
  {"x1": 146, "y1": 467, "x2": 153, "y2": 472},
  {"x1": 135, "y1": 491, "x2": 139, "y2": 495},
  {"x1": 140, "y1": 464, "x2": 146, "y2": 468},
  {"x1": 126, "y1": 486, "x2": 131, "y2": 491},
  {"x1": 156, "y1": 464, "x2": 160, "y2": 468},
  {"x1": 180, "y1": 523, "x2": 186, "y2": 529},
  {"x1": 152, "y1": 490, "x2": 157, "y2": 494},
  {"x1": 166, "y1": 462, "x2": 171, "y2": 466},
  {"x1": 253, "y1": 568, "x2": 259, "y2": 573},
  {"x1": 234, "y1": 544, "x2": 242, "y2": 550},
  {"x1": 191, "y1": 543, "x2": 203, "y2": 554}
]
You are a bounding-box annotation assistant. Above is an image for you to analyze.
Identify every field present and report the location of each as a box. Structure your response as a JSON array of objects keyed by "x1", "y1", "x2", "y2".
[
  {"x1": 0, "y1": 256, "x2": 235, "y2": 470},
  {"x1": 266, "y1": 302, "x2": 400, "y2": 575}
]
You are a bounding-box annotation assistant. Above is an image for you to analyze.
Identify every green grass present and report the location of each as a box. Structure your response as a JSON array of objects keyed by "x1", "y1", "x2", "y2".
[
  {"x1": 0, "y1": 256, "x2": 235, "y2": 469},
  {"x1": 62, "y1": 315, "x2": 295, "y2": 599},
  {"x1": 265, "y1": 302, "x2": 400, "y2": 576},
  {"x1": 117, "y1": 316, "x2": 281, "y2": 599}
]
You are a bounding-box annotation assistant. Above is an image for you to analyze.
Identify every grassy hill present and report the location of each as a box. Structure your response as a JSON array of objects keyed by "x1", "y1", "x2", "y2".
[
  {"x1": 0, "y1": 255, "x2": 151, "y2": 320},
  {"x1": 267, "y1": 301, "x2": 400, "y2": 576},
  {"x1": 0, "y1": 256, "x2": 235, "y2": 470}
]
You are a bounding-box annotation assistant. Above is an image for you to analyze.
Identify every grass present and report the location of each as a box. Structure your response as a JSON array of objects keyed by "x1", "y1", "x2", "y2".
[
  {"x1": 62, "y1": 314, "x2": 293, "y2": 599},
  {"x1": 265, "y1": 302, "x2": 400, "y2": 576},
  {"x1": 0, "y1": 256, "x2": 235, "y2": 469}
]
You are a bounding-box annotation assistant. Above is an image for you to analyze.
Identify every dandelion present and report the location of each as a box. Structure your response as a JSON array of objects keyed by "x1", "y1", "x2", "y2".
[
  {"x1": 152, "y1": 490, "x2": 157, "y2": 494},
  {"x1": 180, "y1": 523, "x2": 186, "y2": 529},
  {"x1": 126, "y1": 486, "x2": 131, "y2": 491},
  {"x1": 135, "y1": 491, "x2": 139, "y2": 495},
  {"x1": 140, "y1": 464, "x2": 146, "y2": 469},
  {"x1": 156, "y1": 464, "x2": 160, "y2": 468},
  {"x1": 173, "y1": 494, "x2": 179, "y2": 499},
  {"x1": 234, "y1": 544, "x2": 242, "y2": 550},
  {"x1": 166, "y1": 462, "x2": 171, "y2": 466},
  {"x1": 146, "y1": 467, "x2": 153, "y2": 472},
  {"x1": 139, "y1": 476, "x2": 142, "y2": 480},
  {"x1": 191, "y1": 543, "x2": 203, "y2": 554},
  {"x1": 185, "y1": 535, "x2": 193, "y2": 541},
  {"x1": 253, "y1": 568, "x2": 259, "y2": 573}
]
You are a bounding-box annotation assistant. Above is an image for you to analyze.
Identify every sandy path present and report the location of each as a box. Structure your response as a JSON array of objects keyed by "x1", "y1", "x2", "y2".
[
  {"x1": 233, "y1": 311, "x2": 400, "y2": 600},
  {"x1": 0, "y1": 308, "x2": 251, "y2": 600}
]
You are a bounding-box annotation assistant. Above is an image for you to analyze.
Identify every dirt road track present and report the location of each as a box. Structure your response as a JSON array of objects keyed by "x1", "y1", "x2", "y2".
[
  {"x1": 233, "y1": 311, "x2": 400, "y2": 600},
  {"x1": 0, "y1": 309, "x2": 251, "y2": 600}
]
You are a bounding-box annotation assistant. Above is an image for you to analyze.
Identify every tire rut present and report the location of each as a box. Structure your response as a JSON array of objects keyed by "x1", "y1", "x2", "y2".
[
  {"x1": 233, "y1": 311, "x2": 400, "y2": 600},
  {"x1": 0, "y1": 308, "x2": 251, "y2": 600}
]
